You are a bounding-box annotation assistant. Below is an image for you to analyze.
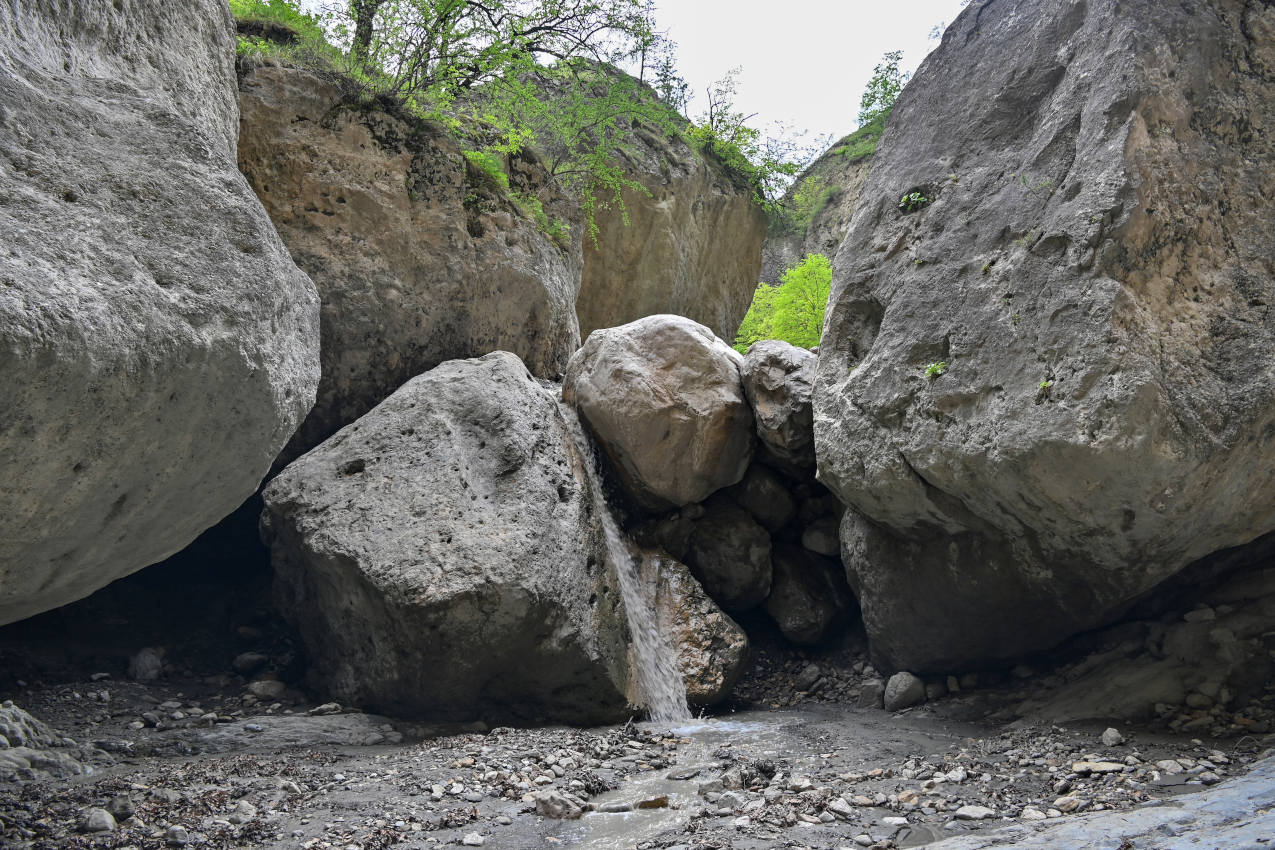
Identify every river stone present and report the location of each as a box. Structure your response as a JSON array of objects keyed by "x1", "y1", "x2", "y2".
[
  {"x1": 724, "y1": 464, "x2": 797, "y2": 533},
  {"x1": 741, "y1": 340, "x2": 816, "y2": 472},
  {"x1": 0, "y1": 0, "x2": 319, "y2": 625},
  {"x1": 764, "y1": 544, "x2": 855, "y2": 646},
  {"x1": 563, "y1": 315, "x2": 754, "y2": 509},
  {"x1": 815, "y1": 0, "x2": 1275, "y2": 671},
  {"x1": 644, "y1": 552, "x2": 749, "y2": 706},
  {"x1": 239, "y1": 66, "x2": 581, "y2": 461},
  {"x1": 686, "y1": 498, "x2": 772, "y2": 613},
  {"x1": 884, "y1": 672, "x2": 926, "y2": 712},
  {"x1": 262, "y1": 352, "x2": 631, "y2": 724}
]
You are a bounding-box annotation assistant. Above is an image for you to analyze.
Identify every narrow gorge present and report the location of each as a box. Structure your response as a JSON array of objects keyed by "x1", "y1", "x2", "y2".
[{"x1": 1, "y1": 0, "x2": 1273, "y2": 848}]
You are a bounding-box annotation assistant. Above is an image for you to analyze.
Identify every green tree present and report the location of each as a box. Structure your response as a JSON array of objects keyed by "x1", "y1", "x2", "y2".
[
  {"x1": 733, "y1": 253, "x2": 832, "y2": 353},
  {"x1": 857, "y1": 50, "x2": 907, "y2": 127}
]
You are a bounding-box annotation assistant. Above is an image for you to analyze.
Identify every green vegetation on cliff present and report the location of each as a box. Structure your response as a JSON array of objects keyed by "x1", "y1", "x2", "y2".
[{"x1": 734, "y1": 253, "x2": 832, "y2": 353}]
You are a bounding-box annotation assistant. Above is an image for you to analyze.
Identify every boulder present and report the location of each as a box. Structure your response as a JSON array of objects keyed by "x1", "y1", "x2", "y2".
[
  {"x1": 884, "y1": 672, "x2": 926, "y2": 712},
  {"x1": 644, "y1": 552, "x2": 749, "y2": 706},
  {"x1": 686, "y1": 498, "x2": 772, "y2": 612},
  {"x1": 262, "y1": 352, "x2": 631, "y2": 724},
  {"x1": 564, "y1": 315, "x2": 755, "y2": 509},
  {"x1": 238, "y1": 66, "x2": 581, "y2": 459},
  {"x1": 0, "y1": 0, "x2": 319, "y2": 625},
  {"x1": 741, "y1": 341, "x2": 817, "y2": 472},
  {"x1": 815, "y1": 0, "x2": 1275, "y2": 670},
  {"x1": 725, "y1": 464, "x2": 797, "y2": 533},
  {"x1": 764, "y1": 545, "x2": 855, "y2": 646},
  {"x1": 571, "y1": 69, "x2": 766, "y2": 340}
]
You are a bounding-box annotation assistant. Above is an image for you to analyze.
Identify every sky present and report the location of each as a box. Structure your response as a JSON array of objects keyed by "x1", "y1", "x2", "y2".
[{"x1": 651, "y1": 0, "x2": 969, "y2": 147}]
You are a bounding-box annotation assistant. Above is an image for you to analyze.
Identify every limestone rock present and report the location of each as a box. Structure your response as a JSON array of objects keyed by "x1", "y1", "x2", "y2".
[
  {"x1": 686, "y1": 498, "x2": 772, "y2": 613},
  {"x1": 764, "y1": 544, "x2": 855, "y2": 646},
  {"x1": 884, "y1": 672, "x2": 926, "y2": 711},
  {"x1": 571, "y1": 70, "x2": 766, "y2": 341},
  {"x1": 0, "y1": 0, "x2": 320, "y2": 625},
  {"x1": 741, "y1": 341, "x2": 816, "y2": 472},
  {"x1": 262, "y1": 352, "x2": 631, "y2": 724},
  {"x1": 644, "y1": 552, "x2": 749, "y2": 706},
  {"x1": 239, "y1": 66, "x2": 581, "y2": 460},
  {"x1": 724, "y1": 464, "x2": 797, "y2": 533},
  {"x1": 815, "y1": 0, "x2": 1275, "y2": 670},
  {"x1": 564, "y1": 315, "x2": 754, "y2": 509}
]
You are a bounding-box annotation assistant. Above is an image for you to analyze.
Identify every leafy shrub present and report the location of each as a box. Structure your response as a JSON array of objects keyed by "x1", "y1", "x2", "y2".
[
  {"x1": 463, "y1": 150, "x2": 510, "y2": 190},
  {"x1": 734, "y1": 253, "x2": 833, "y2": 353},
  {"x1": 229, "y1": 0, "x2": 338, "y2": 67},
  {"x1": 512, "y1": 191, "x2": 572, "y2": 250}
]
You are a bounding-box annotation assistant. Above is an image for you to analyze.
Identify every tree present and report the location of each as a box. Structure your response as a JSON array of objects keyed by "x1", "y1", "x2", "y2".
[
  {"x1": 857, "y1": 50, "x2": 907, "y2": 127},
  {"x1": 733, "y1": 253, "x2": 832, "y2": 353}
]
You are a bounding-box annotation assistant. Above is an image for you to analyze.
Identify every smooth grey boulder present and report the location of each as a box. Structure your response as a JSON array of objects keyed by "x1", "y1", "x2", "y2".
[
  {"x1": 262, "y1": 352, "x2": 631, "y2": 724},
  {"x1": 239, "y1": 66, "x2": 582, "y2": 460},
  {"x1": 815, "y1": 0, "x2": 1275, "y2": 670},
  {"x1": 884, "y1": 672, "x2": 926, "y2": 712},
  {"x1": 686, "y1": 498, "x2": 772, "y2": 612},
  {"x1": 741, "y1": 341, "x2": 816, "y2": 472},
  {"x1": 564, "y1": 315, "x2": 754, "y2": 510},
  {"x1": 0, "y1": 0, "x2": 319, "y2": 625},
  {"x1": 764, "y1": 544, "x2": 855, "y2": 646}
]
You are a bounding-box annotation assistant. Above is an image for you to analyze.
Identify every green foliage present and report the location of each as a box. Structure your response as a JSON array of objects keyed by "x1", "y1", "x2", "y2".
[
  {"x1": 924, "y1": 361, "x2": 948, "y2": 379},
  {"x1": 832, "y1": 115, "x2": 886, "y2": 162},
  {"x1": 1038, "y1": 379, "x2": 1054, "y2": 390},
  {"x1": 733, "y1": 253, "x2": 833, "y2": 353},
  {"x1": 787, "y1": 175, "x2": 832, "y2": 233},
  {"x1": 857, "y1": 50, "x2": 908, "y2": 128},
  {"x1": 511, "y1": 190, "x2": 572, "y2": 249},
  {"x1": 462, "y1": 149, "x2": 510, "y2": 190},
  {"x1": 899, "y1": 191, "x2": 930, "y2": 212},
  {"x1": 228, "y1": 0, "x2": 339, "y2": 67}
]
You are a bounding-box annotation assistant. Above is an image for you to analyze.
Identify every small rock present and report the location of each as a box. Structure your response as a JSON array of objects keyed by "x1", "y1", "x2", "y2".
[
  {"x1": 598, "y1": 801, "x2": 634, "y2": 813},
  {"x1": 827, "y1": 798, "x2": 855, "y2": 819},
  {"x1": 166, "y1": 825, "x2": 190, "y2": 846},
  {"x1": 884, "y1": 672, "x2": 926, "y2": 711},
  {"x1": 882, "y1": 815, "x2": 909, "y2": 825},
  {"x1": 535, "y1": 789, "x2": 586, "y2": 819},
  {"x1": 461, "y1": 833, "x2": 484, "y2": 846},
  {"x1": 794, "y1": 663, "x2": 822, "y2": 692},
  {"x1": 637, "y1": 795, "x2": 669, "y2": 809},
  {"x1": 859, "y1": 679, "x2": 886, "y2": 709},
  {"x1": 307, "y1": 702, "x2": 343, "y2": 716},
  {"x1": 1020, "y1": 807, "x2": 1047, "y2": 820},
  {"x1": 1072, "y1": 761, "x2": 1124, "y2": 775},
  {"x1": 854, "y1": 835, "x2": 874, "y2": 847},
  {"x1": 128, "y1": 647, "x2": 165, "y2": 681},
  {"x1": 1101, "y1": 727, "x2": 1124, "y2": 747},
  {"x1": 1053, "y1": 796, "x2": 1084, "y2": 813},
  {"x1": 232, "y1": 652, "x2": 269, "y2": 674},
  {"x1": 228, "y1": 801, "x2": 257, "y2": 824},
  {"x1": 247, "y1": 679, "x2": 287, "y2": 700},
  {"x1": 954, "y1": 805, "x2": 995, "y2": 820},
  {"x1": 108, "y1": 796, "x2": 135, "y2": 820},
  {"x1": 79, "y1": 808, "x2": 116, "y2": 833}
]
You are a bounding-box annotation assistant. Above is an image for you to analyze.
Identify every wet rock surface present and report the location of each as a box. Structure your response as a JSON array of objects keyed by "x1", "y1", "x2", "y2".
[
  {"x1": 815, "y1": 0, "x2": 1275, "y2": 672},
  {"x1": 0, "y1": 0, "x2": 320, "y2": 625}
]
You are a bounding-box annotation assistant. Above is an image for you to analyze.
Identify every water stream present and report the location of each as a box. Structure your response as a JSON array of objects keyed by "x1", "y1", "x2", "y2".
[{"x1": 559, "y1": 402, "x2": 691, "y2": 725}]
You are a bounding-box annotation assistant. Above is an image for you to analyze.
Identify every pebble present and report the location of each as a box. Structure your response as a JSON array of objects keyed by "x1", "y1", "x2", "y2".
[
  {"x1": 1101, "y1": 727, "x2": 1125, "y2": 747},
  {"x1": 79, "y1": 807, "x2": 116, "y2": 833},
  {"x1": 1020, "y1": 807, "x2": 1047, "y2": 820},
  {"x1": 954, "y1": 805, "x2": 995, "y2": 820},
  {"x1": 166, "y1": 825, "x2": 189, "y2": 846},
  {"x1": 461, "y1": 832, "x2": 484, "y2": 846}
]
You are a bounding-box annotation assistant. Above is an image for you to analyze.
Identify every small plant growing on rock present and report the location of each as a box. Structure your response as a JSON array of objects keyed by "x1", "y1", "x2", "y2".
[
  {"x1": 899, "y1": 191, "x2": 930, "y2": 213},
  {"x1": 1038, "y1": 379, "x2": 1054, "y2": 390},
  {"x1": 462, "y1": 150, "x2": 509, "y2": 190},
  {"x1": 924, "y1": 361, "x2": 948, "y2": 380}
]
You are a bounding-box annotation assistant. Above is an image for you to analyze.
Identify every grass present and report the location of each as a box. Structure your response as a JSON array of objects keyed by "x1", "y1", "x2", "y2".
[
  {"x1": 229, "y1": 0, "x2": 341, "y2": 69},
  {"x1": 831, "y1": 115, "x2": 887, "y2": 162}
]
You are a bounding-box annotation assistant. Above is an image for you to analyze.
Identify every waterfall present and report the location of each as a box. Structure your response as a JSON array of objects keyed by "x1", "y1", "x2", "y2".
[{"x1": 559, "y1": 403, "x2": 691, "y2": 725}]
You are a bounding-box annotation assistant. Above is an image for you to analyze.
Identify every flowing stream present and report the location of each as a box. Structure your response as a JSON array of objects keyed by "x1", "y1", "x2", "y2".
[{"x1": 559, "y1": 402, "x2": 691, "y2": 725}]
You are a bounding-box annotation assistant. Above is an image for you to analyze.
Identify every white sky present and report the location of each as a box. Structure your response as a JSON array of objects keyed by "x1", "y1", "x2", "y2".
[{"x1": 652, "y1": 0, "x2": 968, "y2": 145}]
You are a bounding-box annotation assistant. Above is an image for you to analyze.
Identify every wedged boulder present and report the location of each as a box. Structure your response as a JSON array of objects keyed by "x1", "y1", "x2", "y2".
[
  {"x1": 725, "y1": 464, "x2": 797, "y2": 533},
  {"x1": 815, "y1": 0, "x2": 1275, "y2": 670},
  {"x1": 686, "y1": 498, "x2": 772, "y2": 613},
  {"x1": 572, "y1": 70, "x2": 766, "y2": 340},
  {"x1": 764, "y1": 544, "x2": 855, "y2": 646},
  {"x1": 564, "y1": 315, "x2": 755, "y2": 509},
  {"x1": 0, "y1": 0, "x2": 319, "y2": 625},
  {"x1": 741, "y1": 341, "x2": 816, "y2": 472},
  {"x1": 238, "y1": 66, "x2": 581, "y2": 459},
  {"x1": 261, "y1": 352, "x2": 631, "y2": 724},
  {"x1": 644, "y1": 552, "x2": 749, "y2": 706}
]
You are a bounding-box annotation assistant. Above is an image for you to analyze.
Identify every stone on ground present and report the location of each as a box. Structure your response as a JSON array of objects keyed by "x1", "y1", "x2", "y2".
[{"x1": 884, "y1": 672, "x2": 926, "y2": 711}]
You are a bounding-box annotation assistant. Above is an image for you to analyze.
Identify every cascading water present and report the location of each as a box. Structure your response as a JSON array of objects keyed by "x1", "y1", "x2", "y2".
[{"x1": 559, "y1": 402, "x2": 691, "y2": 725}]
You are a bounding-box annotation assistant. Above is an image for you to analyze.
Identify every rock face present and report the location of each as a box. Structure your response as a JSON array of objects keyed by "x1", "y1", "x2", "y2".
[
  {"x1": 762, "y1": 140, "x2": 872, "y2": 284},
  {"x1": 564, "y1": 315, "x2": 755, "y2": 509},
  {"x1": 0, "y1": 0, "x2": 319, "y2": 625},
  {"x1": 575, "y1": 88, "x2": 766, "y2": 340},
  {"x1": 815, "y1": 0, "x2": 1275, "y2": 670},
  {"x1": 262, "y1": 352, "x2": 630, "y2": 724},
  {"x1": 238, "y1": 66, "x2": 581, "y2": 459},
  {"x1": 741, "y1": 341, "x2": 817, "y2": 472},
  {"x1": 644, "y1": 552, "x2": 749, "y2": 706}
]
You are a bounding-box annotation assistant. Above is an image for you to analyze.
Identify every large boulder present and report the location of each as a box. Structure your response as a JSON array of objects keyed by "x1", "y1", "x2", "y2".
[
  {"x1": 643, "y1": 552, "x2": 749, "y2": 706},
  {"x1": 262, "y1": 352, "x2": 632, "y2": 724},
  {"x1": 238, "y1": 66, "x2": 581, "y2": 459},
  {"x1": 0, "y1": 0, "x2": 319, "y2": 625},
  {"x1": 686, "y1": 498, "x2": 772, "y2": 613},
  {"x1": 741, "y1": 340, "x2": 817, "y2": 471},
  {"x1": 564, "y1": 315, "x2": 755, "y2": 509},
  {"x1": 764, "y1": 544, "x2": 855, "y2": 646},
  {"x1": 573, "y1": 72, "x2": 766, "y2": 340},
  {"x1": 815, "y1": 0, "x2": 1275, "y2": 670}
]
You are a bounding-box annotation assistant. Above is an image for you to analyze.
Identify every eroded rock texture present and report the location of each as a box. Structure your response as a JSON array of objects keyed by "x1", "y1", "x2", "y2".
[
  {"x1": 815, "y1": 0, "x2": 1275, "y2": 670},
  {"x1": 0, "y1": 0, "x2": 319, "y2": 625},
  {"x1": 262, "y1": 353, "x2": 631, "y2": 724},
  {"x1": 238, "y1": 66, "x2": 581, "y2": 459},
  {"x1": 564, "y1": 315, "x2": 755, "y2": 510}
]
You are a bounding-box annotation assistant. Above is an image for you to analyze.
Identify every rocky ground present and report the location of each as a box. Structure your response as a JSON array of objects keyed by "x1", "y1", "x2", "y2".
[{"x1": 3, "y1": 637, "x2": 1273, "y2": 850}]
